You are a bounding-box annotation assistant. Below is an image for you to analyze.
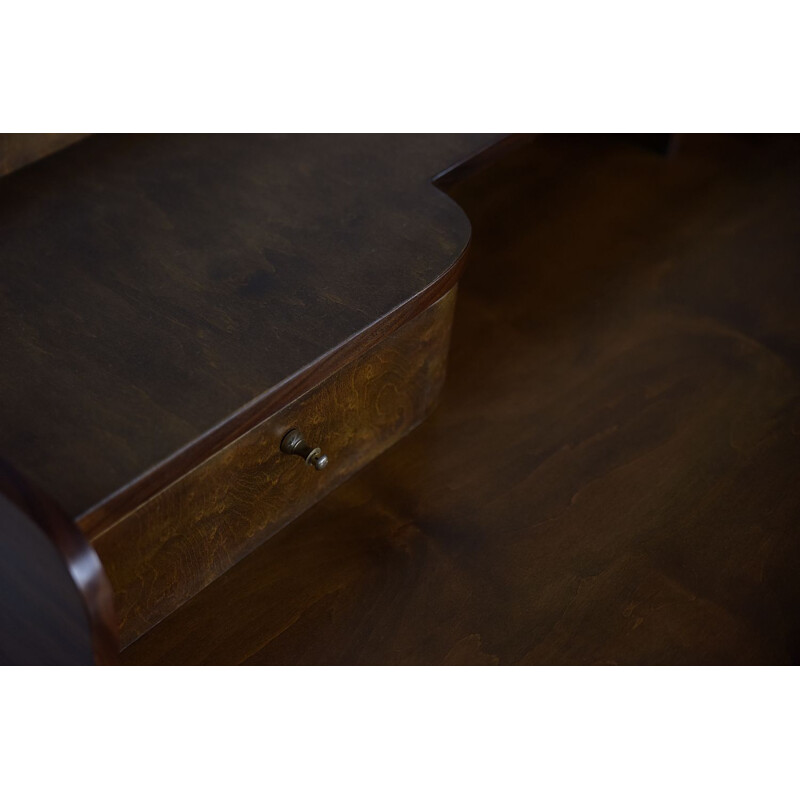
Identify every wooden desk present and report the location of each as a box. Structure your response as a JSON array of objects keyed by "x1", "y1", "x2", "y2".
[{"x1": 0, "y1": 133, "x2": 512, "y2": 660}]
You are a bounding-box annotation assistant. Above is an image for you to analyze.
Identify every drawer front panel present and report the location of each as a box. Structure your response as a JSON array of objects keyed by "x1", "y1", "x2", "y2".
[{"x1": 91, "y1": 288, "x2": 457, "y2": 648}]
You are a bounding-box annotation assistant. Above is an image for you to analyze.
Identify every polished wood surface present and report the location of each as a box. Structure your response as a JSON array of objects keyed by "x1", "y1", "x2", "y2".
[
  {"x1": 0, "y1": 134, "x2": 502, "y2": 526},
  {"x1": 0, "y1": 133, "x2": 89, "y2": 178},
  {"x1": 124, "y1": 134, "x2": 800, "y2": 665},
  {"x1": 97, "y1": 289, "x2": 456, "y2": 647},
  {"x1": 0, "y1": 461, "x2": 117, "y2": 664}
]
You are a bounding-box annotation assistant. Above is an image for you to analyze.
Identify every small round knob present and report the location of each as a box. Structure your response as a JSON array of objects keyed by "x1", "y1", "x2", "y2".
[{"x1": 280, "y1": 429, "x2": 329, "y2": 470}]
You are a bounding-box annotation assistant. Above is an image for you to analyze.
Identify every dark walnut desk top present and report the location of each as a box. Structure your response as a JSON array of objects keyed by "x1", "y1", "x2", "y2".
[{"x1": 0, "y1": 134, "x2": 505, "y2": 528}]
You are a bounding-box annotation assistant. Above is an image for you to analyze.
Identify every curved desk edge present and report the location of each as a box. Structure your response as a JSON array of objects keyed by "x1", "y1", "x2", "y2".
[
  {"x1": 78, "y1": 136, "x2": 522, "y2": 540},
  {"x1": 0, "y1": 460, "x2": 118, "y2": 664}
]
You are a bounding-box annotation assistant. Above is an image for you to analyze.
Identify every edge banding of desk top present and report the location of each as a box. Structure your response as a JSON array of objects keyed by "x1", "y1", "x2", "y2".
[{"x1": 78, "y1": 135, "x2": 522, "y2": 541}]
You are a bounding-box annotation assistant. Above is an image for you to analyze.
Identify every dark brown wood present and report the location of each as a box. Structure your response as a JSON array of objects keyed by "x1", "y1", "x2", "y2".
[
  {"x1": 0, "y1": 133, "x2": 90, "y2": 178},
  {"x1": 0, "y1": 461, "x2": 117, "y2": 664},
  {"x1": 96, "y1": 288, "x2": 456, "y2": 647},
  {"x1": 123, "y1": 133, "x2": 800, "y2": 665},
  {"x1": 0, "y1": 134, "x2": 503, "y2": 532},
  {"x1": 77, "y1": 242, "x2": 468, "y2": 541}
]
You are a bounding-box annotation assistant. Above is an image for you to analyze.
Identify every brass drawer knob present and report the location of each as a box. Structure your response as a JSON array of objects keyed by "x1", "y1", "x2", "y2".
[{"x1": 280, "y1": 428, "x2": 329, "y2": 470}]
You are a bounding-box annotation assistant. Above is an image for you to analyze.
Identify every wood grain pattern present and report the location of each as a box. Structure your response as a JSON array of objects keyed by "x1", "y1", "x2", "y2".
[
  {"x1": 76, "y1": 242, "x2": 468, "y2": 541},
  {"x1": 0, "y1": 133, "x2": 89, "y2": 177},
  {"x1": 123, "y1": 134, "x2": 800, "y2": 665},
  {"x1": 0, "y1": 461, "x2": 117, "y2": 664},
  {"x1": 0, "y1": 134, "x2": 502, "y2": 528},
  {"x1": 96, "y1": 288, "x2": 456, "y2": 648}
]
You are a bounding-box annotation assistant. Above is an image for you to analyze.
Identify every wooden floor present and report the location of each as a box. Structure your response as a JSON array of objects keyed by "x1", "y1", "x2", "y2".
[{"x1": 124, "y1": 134, "x2": 800, "y2": 665}]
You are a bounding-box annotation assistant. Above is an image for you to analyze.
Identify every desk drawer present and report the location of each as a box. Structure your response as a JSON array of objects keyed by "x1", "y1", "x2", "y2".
[{"x1": 92, "y1": 288, "x2": 457, "y2": 647}]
